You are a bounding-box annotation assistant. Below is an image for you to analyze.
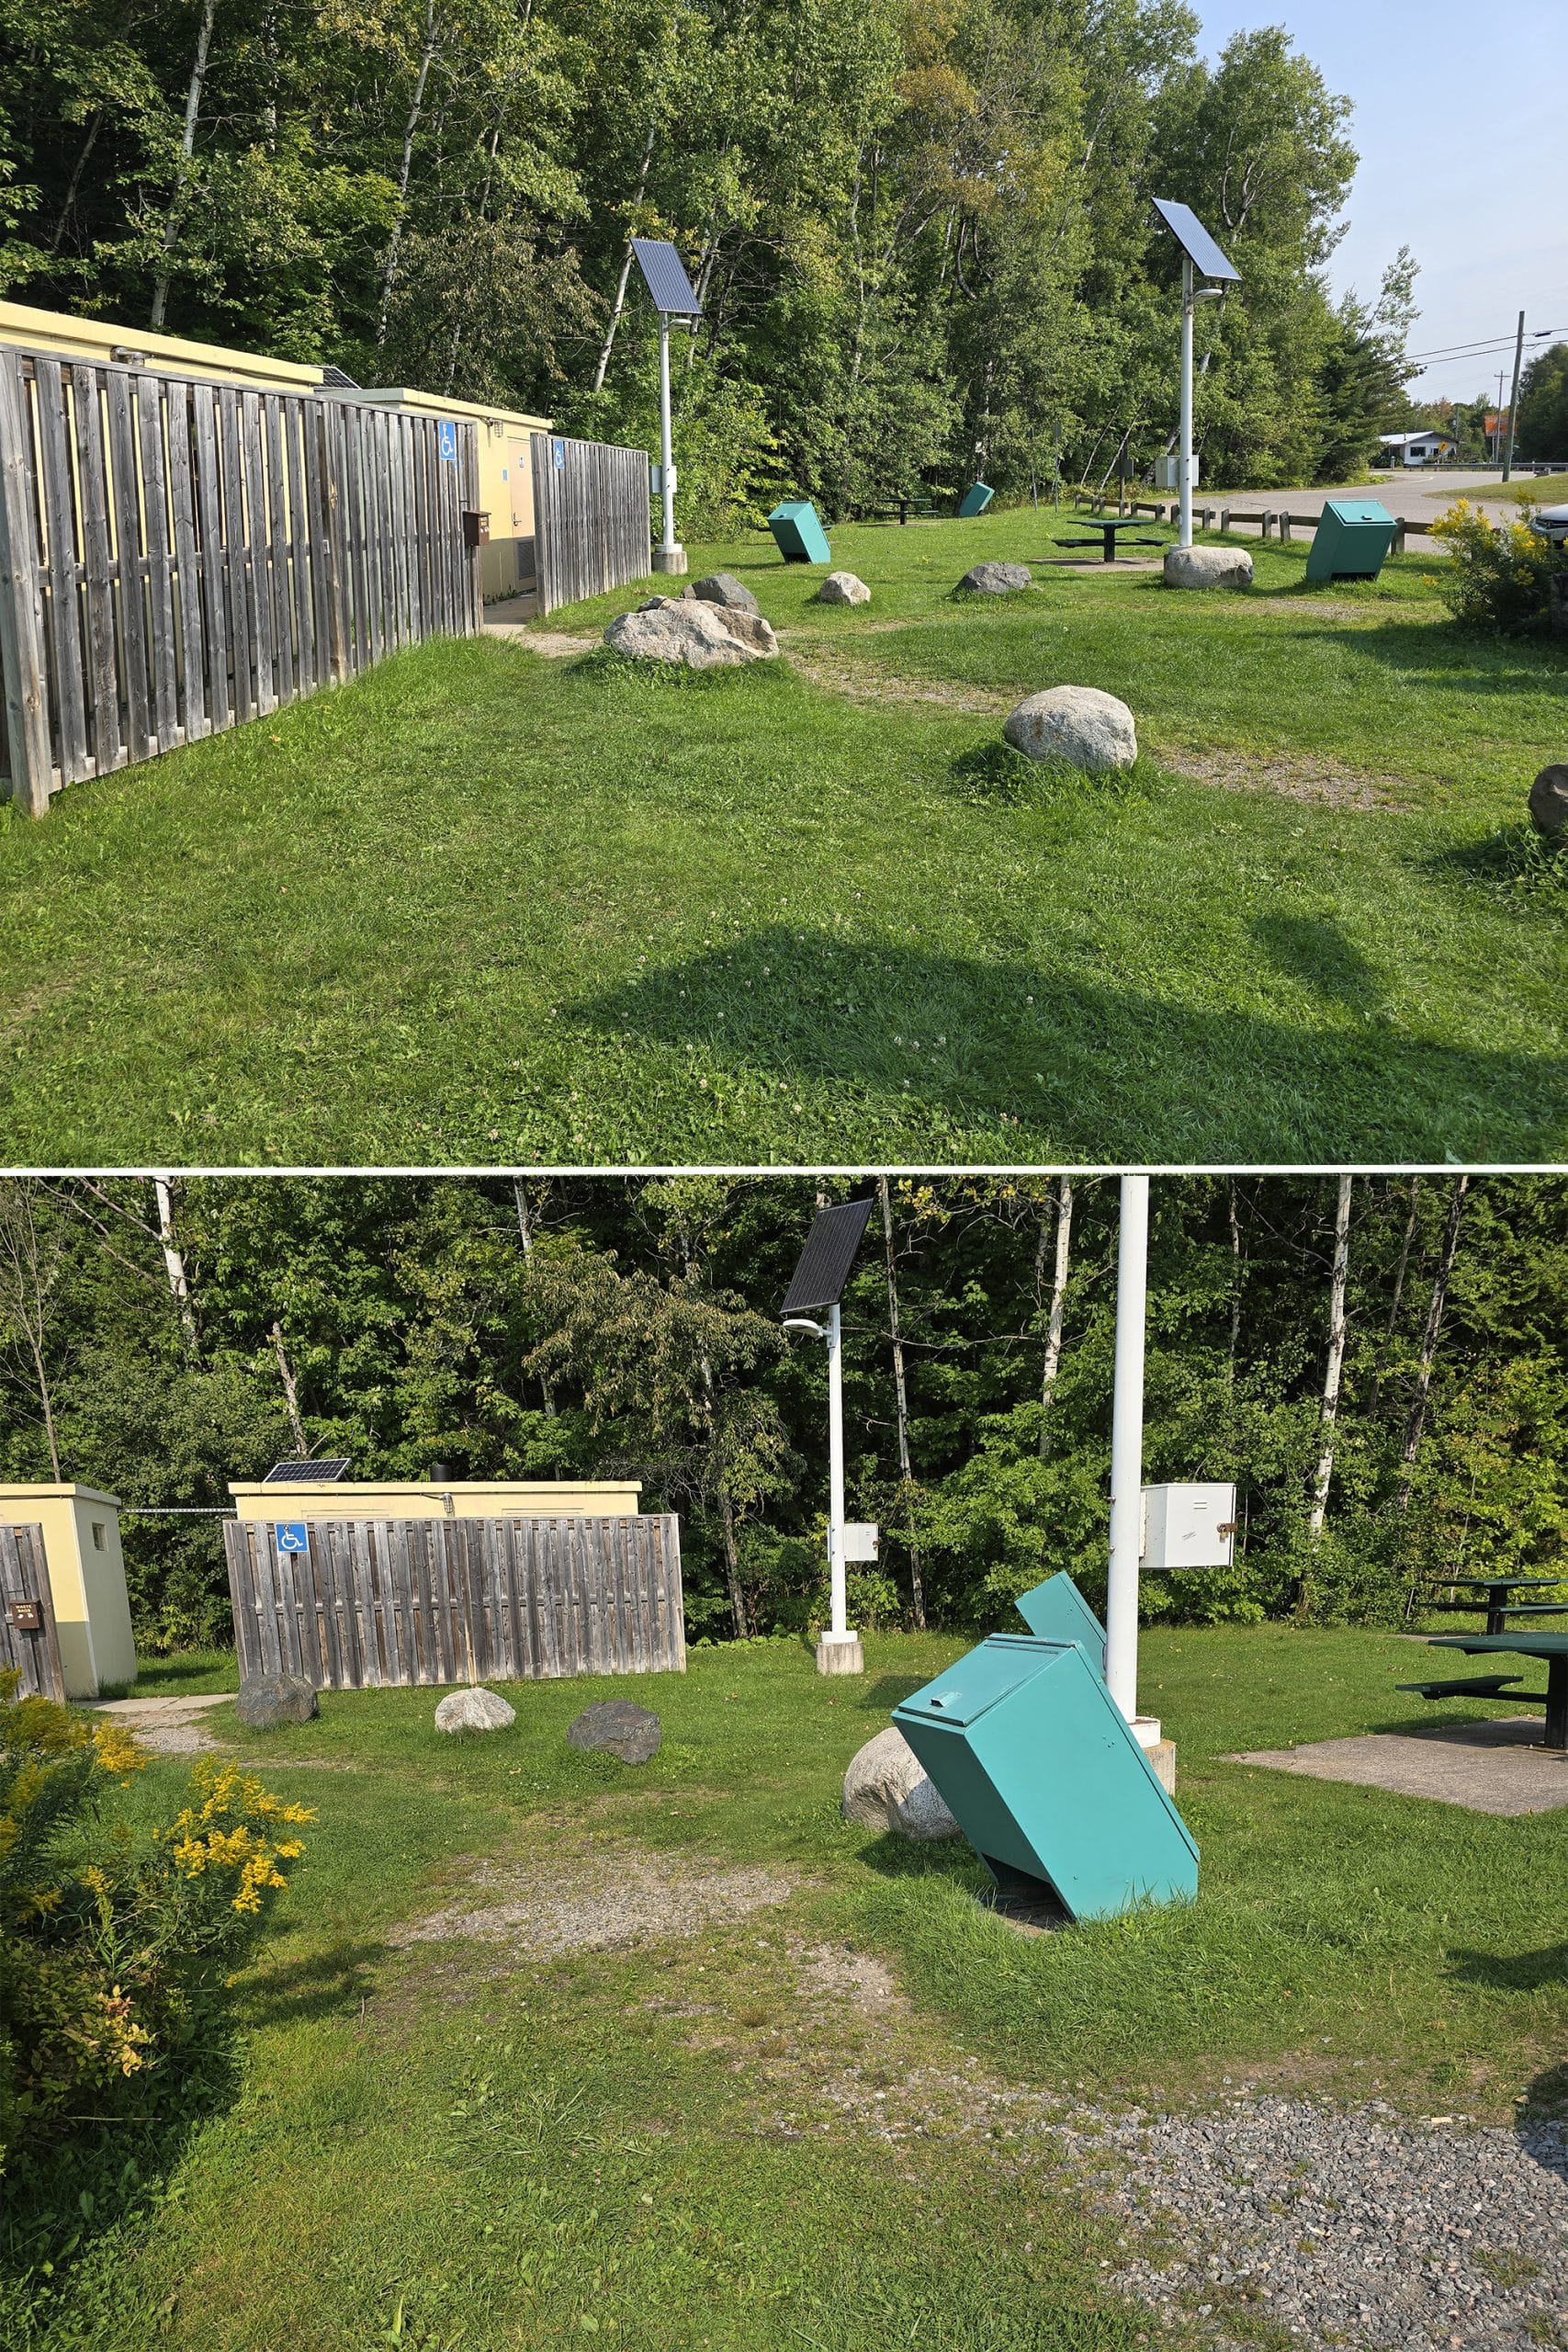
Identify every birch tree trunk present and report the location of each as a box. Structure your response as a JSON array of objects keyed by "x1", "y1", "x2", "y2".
[
  {"x1": 152, "y1": 1175, "x2": 199, "y2": 1357},
  {"x1": 0, "y1": 1182, "x2": 64, "y2": 1479},
  {"x1": 269, "y1": 1322, "x2": 309, "y2": 1454},
  {"x1": 1298, "y1": 1173, "x2": 1353, "y2": 1618},
  {"x1": 1226, "y1": 1177, "x2": 1244, "y2": 1376},
  {"x1": 149, "y1": 0, "x2": 218, "y2": 329},
  {"x1": 376, "y1": 0, "x2": 440, "y2": 347},
  {"x1": 1371, "y1": 1175, "x2": 1420, "y2": 1413},
  {"x1": 1038, "y1": 1176, "x2": 1073, "y2": 1460},
  {"x1": 877, "y1": 1176, "x2": 924, "y2": 1628},
  {"x1": 592, "y1": 119, "x2": 657, "y2": 392},
  {"x1": 1396, "y1": 1175, "x2": 1469, "y2": 1510},
  {"x1": 513, "y1": 1178, "x2": 556, "y2": 1415},
  {"x1": 680, "y1": 1226, "x2": 748, "y2": 1636}
]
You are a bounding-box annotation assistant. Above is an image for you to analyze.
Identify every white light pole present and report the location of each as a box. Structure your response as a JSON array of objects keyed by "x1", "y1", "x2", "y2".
[
  {"x1": 1178, "y1": 255, "x2": 1195, "y2": 550},
  {"x1": 1106, "y1": 1173, "x2": 1158, "y2": 1747},
  {"x1": 656, "y1": 311, "x2": 681, "y2": 569},
  {"x1": 784, "y1": 1306, "x2": 863, "y2": 1675}
]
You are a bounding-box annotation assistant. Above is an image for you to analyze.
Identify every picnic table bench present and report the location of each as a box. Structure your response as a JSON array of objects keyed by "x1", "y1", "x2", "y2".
[
  {"x1": 1055, "y1": 516, "x2": 1167, "y2": 563},
  {"x1": 1412, "y1": 1570, "x2": 1568, "y2": 1637},
  {"x1": 1404, "y1": 1631, "x2": 1568, "y2": 1750}
]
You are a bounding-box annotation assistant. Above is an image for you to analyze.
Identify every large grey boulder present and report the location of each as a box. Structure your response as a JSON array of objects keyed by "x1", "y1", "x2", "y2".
[
  {"x1": 1529, "y1": 763, "x2": 1568, "y2": 839},
  {"x1": 1004, "y1": 684, "x2": 1137, "y2": 773},
  {"x1": 604, "y1": 599, "x2": 773, "y2": 668},
  {"x1": 1163, "y1": 543, "x2": 1253, "y2": 590},
  {"x1": 842, "y1": 1727, "x2": 960, "y2": 1841},
  {"x1": 709, "y1": 606, "x2": 779, "y2": 656},
  {"x1": 958, "y1": 561, "x2": 1033, "y2": 595},
  {"x1": 817, "y1": 571, "x2": 871, "y2": 606},
  {"x1": 684, "y1": 571, "x2": 761, "y2": 614},
  {"x1": 567, "y1": 1700, "x2": 661, "y2": 1764},
  {"x1": 434, "y1": 1685, "x2": 516, "y2": 1734},
  {"x1": 236, "y1": 1672, "x2": 319, "y2": 1730}
]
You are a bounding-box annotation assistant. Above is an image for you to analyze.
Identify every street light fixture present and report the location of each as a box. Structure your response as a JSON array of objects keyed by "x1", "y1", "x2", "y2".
[
  {"x1": 630, "y1": 236, "x2": 703, "y2": 576},
  {"x1": 781, "y1": 1197, "x2": 875, "y2": 1675},
  {"x1": 1151, "y1": 199, "x2": 1240, "y2": 551}
]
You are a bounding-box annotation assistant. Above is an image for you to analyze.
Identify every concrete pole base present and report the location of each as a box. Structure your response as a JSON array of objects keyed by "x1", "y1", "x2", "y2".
[
  {"x1": 816, "y1": 1631, "x2": 865, "y2": 1676},
  {"x1": 652, "y1": 546, "x2": 688, "y2": 575}
]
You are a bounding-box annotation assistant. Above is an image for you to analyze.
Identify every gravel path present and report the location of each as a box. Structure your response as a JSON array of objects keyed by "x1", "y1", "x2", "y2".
[{"x1": 389, "y1": 1848, "x2": 794, "y2": 1958}]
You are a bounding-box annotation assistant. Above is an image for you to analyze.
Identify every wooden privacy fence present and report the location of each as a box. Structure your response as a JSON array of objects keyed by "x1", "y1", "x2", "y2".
[
  {"x1": 0, "y1": 346, "x2": 481, "y2": 814},
  {"x1": 532, "y1": 430, "x2": 650, "y2": 615},
  {"x1": 223, "y1": 1514, "x2": 685, "y2": 1692},
  {"x1": 0, "y1": 1523, "x2": 65, "y2": 1702}
]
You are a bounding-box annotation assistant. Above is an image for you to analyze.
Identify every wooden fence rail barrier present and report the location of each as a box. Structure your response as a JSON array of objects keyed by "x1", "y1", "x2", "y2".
[
  {"x1": 0, "y1": 1523, "x2": 65, "y2": 1702},
  {"x1": 531, "y1": 430, "x2": 651, "y2": 616},
  {"x1": 223, "y1": 1514, "x2": 685, "y2": 1692},
  {"x1": 0, "y1": 346, "x2": 481, "y2": 814}
]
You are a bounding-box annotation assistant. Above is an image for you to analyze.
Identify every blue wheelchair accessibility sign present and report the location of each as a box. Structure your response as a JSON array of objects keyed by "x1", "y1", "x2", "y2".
[
  {"x1": 275, "y1": 1522, "x2": 310, "y2": 1554},
  {"x1": 437, "y1": 419, "x2": 457, "y2": 464}
]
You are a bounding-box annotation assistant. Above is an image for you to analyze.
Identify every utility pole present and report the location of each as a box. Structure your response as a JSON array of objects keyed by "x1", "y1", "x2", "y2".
[{"x1": 1502, "y1": 311, "x2": 1525, "y2": 482}]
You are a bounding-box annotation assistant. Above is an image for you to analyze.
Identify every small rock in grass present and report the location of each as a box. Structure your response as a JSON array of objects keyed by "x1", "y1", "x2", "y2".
[
  {"x1": 236, "y1": 1672, "x2": 319, "y2": 1729},
  {"x1": 1163, "y1": 544, "x2": 1253, "y2": 590},
  {"x1": 604, "y1": 601, "x2": 769, "y2": 668},
  {"x1": 957, "y1": 560, "x2": 1033, "y2": 595},
  {"x1": 434, "y1": 1685, "x2": 516, "y2": 1734},
  {"x1": 685, "y1": 571, "x2": 761, "y2": 614},
  {"x1": 842, "y1": 1727, "x2": 960, "y2": 1840},
  {"x1": 567, "y1": 1700, "x2": 661, "y2": 1764},
  {"x1": 1004, "y1": 685, "x2": 1137, "y2": 772},
  {"x1": 817, "y1": 571, "x2": 871, "y2": 606},
  {"x1": 1528, "y1": 763, "x2": 1568, "y2": 839}
]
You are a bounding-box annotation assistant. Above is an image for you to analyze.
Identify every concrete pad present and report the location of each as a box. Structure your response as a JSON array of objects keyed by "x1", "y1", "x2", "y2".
[
  {"x1": 85, "y1": 1691, "x2": 231, "y2": 1754},
  {"x1": 1229, "y1": 1716, "x2": 1568, "y2": 1816}
]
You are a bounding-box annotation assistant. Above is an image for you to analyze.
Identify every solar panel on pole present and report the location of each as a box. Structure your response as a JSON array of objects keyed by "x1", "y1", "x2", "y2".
[
  {"x1": 1150, "y1": 199, "x2": 1239, "y2": 283},
  {"x1": 630, "y1": 239, "x2": 703, "y2": 318},
  {"x1": 781, "y1": 1198, "x2": 874, "y2": 1317}
]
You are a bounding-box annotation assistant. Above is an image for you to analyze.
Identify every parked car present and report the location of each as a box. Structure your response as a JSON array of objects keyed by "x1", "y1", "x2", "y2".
[{"x1": 1529, "y1": 503, "x2": 1568, "y2": 546}]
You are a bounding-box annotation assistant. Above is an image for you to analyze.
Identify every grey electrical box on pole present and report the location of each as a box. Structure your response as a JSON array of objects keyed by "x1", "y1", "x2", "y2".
[
  {"x1": 781, "y1": 1197, "x2": 875, "y2": 1676},
  {"x1": 1151, "y1": 200, "x2": 1239, "y2": 551},
  {"x1": 630, "y1": 237, "x2": 702, "y2": 577}
]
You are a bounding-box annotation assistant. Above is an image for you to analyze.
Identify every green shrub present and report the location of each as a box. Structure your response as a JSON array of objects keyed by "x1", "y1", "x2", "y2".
[
  {"x1": 0, "y1": 1673, "x2": 311, "y2": 2177},
  {"x1": 1430, "y1": 499, "x2": 1563, "y2": 632}
]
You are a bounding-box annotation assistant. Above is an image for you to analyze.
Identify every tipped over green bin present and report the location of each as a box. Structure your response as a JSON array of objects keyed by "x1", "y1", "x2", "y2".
[{"x1": 766, "y1": 499, "x2": 831, "y2": 565}]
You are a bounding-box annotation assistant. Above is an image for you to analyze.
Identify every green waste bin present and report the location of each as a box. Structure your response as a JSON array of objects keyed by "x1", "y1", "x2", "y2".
[
  {"x1": 1013, "y1": 1570, "x2": 1106, "y2": 1675},
  {"x1": 766, "y1": 499, "x2": 831, "y2": 564},
  {"x1": 957, "y1": 481, "x2": 994, "y2": 518},
  {"x1": 1305, "y1": 498, "x2": 1395, "y2": 582},
  {"x1": 893, "y1": 1635, "x2": 1198, "y2": 1920}
]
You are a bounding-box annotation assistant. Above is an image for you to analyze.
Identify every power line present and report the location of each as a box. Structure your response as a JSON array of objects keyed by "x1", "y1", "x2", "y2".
[{"x1": 1403, "y1": 328, "x2": 1562, "y2": 364}]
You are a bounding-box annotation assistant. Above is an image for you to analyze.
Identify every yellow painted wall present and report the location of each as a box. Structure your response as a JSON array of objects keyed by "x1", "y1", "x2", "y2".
[
  {"x1": 0, "y1": 1485, "x2": 137, "y2": 1697},
  {"x1": 231, "y1": 1479, "x2": 642, "y2": 1523}
]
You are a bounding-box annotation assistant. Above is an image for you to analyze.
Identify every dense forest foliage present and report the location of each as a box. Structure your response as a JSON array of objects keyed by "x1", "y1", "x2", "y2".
[
  {"x1": 0, "y1": 0, "x2": 1417, "y2": 522},
  {"x1": 0, "y1": 1174, "x2": 1562, "y2": 1651}
]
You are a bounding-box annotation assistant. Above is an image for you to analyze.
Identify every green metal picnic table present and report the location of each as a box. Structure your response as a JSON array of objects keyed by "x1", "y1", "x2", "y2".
[
  {"x1": 1415, "y1": 1570, "x2": 1568, "y2": 1637},
  {"x1": 1418, "y1": 1632, "x2": 1568, "y2": 1750}
]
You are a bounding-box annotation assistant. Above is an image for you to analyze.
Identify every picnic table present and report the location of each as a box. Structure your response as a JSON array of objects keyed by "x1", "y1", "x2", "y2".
[
  {"x1": 1414, "y1": 1570, "x2": 1568, "y2": 1637},
  {"x1": 1055, "y1": 516, "x2": 1167, "y2": 563},
  {"x1": 1404, "y1": 1632, "x2": 1568, "y2": 1751}
]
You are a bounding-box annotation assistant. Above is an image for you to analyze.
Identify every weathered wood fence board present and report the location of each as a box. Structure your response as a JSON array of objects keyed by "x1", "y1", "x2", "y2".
[
  {"x1": 223, "y1": 1515, "x2": 685, "y2": 1692},
  {"x1": 531, "y1": 431, "x2": 651, "y2": 615},
  {"x1": 0, "y1": 1523, "x2": 65, "y2": 1702},
  {"x1": 0, "y1": 347, "x2": 481, "y2": 813}
]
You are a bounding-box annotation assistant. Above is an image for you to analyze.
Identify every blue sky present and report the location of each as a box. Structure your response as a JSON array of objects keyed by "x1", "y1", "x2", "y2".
[{"x1": 1192, "y1": 0, "x2": 1566, "y2": 403}]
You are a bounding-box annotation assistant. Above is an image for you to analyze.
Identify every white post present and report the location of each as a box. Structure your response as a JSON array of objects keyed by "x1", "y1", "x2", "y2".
[
  {"x1": 827, "y1": 1300, "x2": 846, "y2": 1636},
  {"x1": 653, "y1": 312, "x2": 685, "y2": 573},
  {"x1": 1106, "y1": 1175, "x2": 1149, "y2": 1731},
  {"x1": 816, "y1": 1300, "x2": 863, "y2": 1674},
  {"x1": 1178, "y1": 255, "x2": 1194, "y2": 551}
]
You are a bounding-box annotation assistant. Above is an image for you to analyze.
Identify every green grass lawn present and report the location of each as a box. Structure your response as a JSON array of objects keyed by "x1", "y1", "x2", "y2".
[
  {"x1": 1, "y1": 515, "x2": 1562, "y2": 1164},
  {"x1": 10, "y1": 1626, "x2": 1564, "y2": 2351}
]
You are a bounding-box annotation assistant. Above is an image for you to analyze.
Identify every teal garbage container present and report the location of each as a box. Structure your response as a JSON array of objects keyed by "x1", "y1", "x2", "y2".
[
  {"x1": 957, "y1": 481, "x2": 994, "y2": 518},
  {"x1": 1305, "y1": 499, "x2": 1395, "y2": 582},
  {"x1": 893, "y1": 1635, "x2": 1198, "y2": 1920},
  {"x1": 767, "y1": 500, "x2": 831, "y2": 565},
  {"x1": 1013, "y1": 1571, "x2": 1106, "y2": 1676}
]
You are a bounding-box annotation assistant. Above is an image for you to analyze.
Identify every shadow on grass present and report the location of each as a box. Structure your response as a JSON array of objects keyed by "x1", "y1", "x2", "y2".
[
  {"x1": 1314, "y1": 620, "x2": 1568, "y2": 686},
  {"x1": 239, "y1": 1935, "x2": 388, "y2": 2030},
  {"x1": 1252, "y1": 913, "x2": 1386, "y2": 1013},
  {"x1": 1446, "y1": 1940, "x2": 1568, "y2": 1996},
  {"x1": 1422, "y1": 825, "x2": 1568, "y2": 904},
  {"x1": 570, "y1": 924, "x2": 1567, "y2": 1160}
]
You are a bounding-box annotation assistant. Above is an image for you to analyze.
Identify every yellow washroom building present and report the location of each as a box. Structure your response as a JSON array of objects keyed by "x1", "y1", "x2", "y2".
[
  {"x1": 0, "y1": 1483, "x2": 138, "y2": 1698},
  {"x1": 231, "y1": 1479, "x2": 644, "y2": 1524}
]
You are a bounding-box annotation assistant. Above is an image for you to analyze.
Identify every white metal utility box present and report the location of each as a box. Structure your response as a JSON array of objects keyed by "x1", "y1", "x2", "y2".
[{"x1": 1141, "y1": 1483, "x2": 1237, "y2": 1571}]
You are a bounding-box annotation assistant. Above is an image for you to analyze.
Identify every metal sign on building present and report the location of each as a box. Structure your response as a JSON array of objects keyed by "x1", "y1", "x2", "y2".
[{"x1": 275, "y1": 1521, "x2": 310, "y2": 1555}]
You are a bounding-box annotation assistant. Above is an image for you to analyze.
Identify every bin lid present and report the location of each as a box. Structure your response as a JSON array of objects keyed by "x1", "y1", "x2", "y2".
[
  {"x1": 896, "y1": 1636, "x2": 1062, "y2": 1729},
  {"x1": 1322, "y1": 499, "x2": 1393, "y2": 526}
]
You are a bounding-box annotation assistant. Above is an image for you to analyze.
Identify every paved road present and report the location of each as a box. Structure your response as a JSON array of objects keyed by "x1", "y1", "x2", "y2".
[{"x1": 1220, "y1": 469, "x2": 1551, "y2": 524}]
